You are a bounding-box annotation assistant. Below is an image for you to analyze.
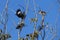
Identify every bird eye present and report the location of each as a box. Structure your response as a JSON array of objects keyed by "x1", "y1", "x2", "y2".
[{"x1": 16, "y1": 9, "x2": 26, "y2": 19}]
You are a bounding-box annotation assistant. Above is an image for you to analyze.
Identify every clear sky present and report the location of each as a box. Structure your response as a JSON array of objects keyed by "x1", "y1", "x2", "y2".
[{"x1": 0, "y1": 0, "x2": 60, "y2": 40}]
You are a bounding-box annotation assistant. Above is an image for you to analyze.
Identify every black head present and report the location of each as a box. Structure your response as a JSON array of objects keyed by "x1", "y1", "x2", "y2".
[
  {"x1": 16, "y1": 9, "x2": 26, "y2": 19},
  {"x1": 16, "y1": 9, "x2": 21, "y2": 13},
  {"x1": 16, "y1": 9, "x2": 22, "y2": 18}
]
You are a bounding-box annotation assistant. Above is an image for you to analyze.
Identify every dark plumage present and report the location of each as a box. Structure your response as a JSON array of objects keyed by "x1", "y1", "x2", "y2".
[
  {"x1": 16, "y1": 22, "x2": 25, "y2": 29},
  {"x1": 16, "y1": 9, "x2": 26, "y2": 19}
]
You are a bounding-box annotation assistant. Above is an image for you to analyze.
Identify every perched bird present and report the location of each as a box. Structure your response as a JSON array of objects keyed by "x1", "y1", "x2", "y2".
[{"x1": 16, "y1": 9, "x2": 26, "y2": 19}]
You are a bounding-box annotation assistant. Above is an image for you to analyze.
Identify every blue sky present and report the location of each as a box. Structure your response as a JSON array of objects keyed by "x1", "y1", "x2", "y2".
[{"x1": 0, "y1": 0, "x2": 60, "y2": 40}]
